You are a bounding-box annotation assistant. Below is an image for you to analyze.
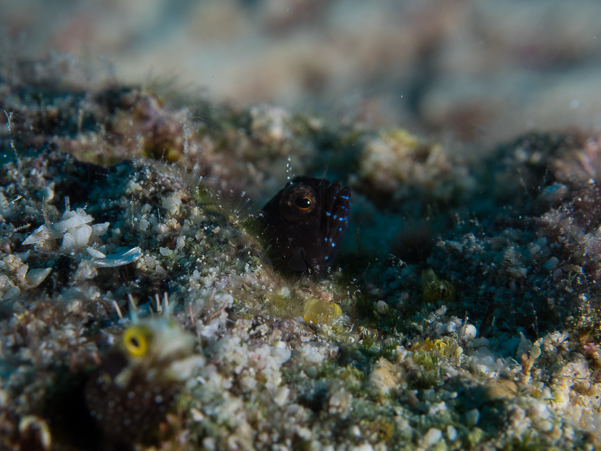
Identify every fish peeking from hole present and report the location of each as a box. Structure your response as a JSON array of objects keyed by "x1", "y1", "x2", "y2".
[
  {"x1": 85, "y1": 315, "x2": 203, "y2": 445},
  {"x1": 260, "y1": 176, "x2": 351, "y2": 276}
]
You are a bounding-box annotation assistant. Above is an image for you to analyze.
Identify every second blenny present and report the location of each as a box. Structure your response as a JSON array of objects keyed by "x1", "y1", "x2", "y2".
[
  {"x1": 260, "y1": 176, "x2": 351, "y2": 276},
  {"x1": 85, "y1": 317, "x2": 200, "y2": 444}
]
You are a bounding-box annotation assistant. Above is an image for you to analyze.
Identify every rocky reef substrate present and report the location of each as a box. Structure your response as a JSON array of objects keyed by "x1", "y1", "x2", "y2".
[{"x1": 2, "y1": 58, "x2": 601, "y2": 450}]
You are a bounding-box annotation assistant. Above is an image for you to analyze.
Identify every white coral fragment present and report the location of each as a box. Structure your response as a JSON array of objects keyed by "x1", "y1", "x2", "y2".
[
  {"x1": 25, "y1": 268, "x2": 52, "y2": 287},
  {"x1": 162, "y1": 196, "x2": 182, "y2": 215},
  {"x1": 88, "y1": 247, "x2": 143, "y2": 268},
  {"x1": 22, "y1": 207, "x2": 109, "y2": 252},
  {"x1": 20, "y1": 207, "x2": 136, "y2": 269},
  {"x1": 86, "y1": 247, "x2": 106, "y2": 259},
  {"x1": 53, "y1": 209, "x2": 94, "y2": 234},
  {"x1": 3, "y1": 285, "x2": 20, "y2": 301},
  {"x1": 168, "y1": 355, "x2": 206, "y2": 382},
  {"x1": 22, "y1": 225, "x2": 52, "y2": 246},
  {"x1": 91, "y1": 222, "x2": 110, "y2": 236},
  {"x1": 61, "y1": 224, "x2": 92, "y2": 252}
]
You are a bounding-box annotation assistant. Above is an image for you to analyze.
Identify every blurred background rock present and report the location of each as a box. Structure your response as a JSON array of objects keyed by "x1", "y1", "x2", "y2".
[{"x1": 1, "y1": 0, "x2": 600, "y2": 144}]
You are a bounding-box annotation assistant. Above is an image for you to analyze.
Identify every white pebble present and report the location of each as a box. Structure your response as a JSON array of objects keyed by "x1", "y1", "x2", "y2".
[
  {"x1": 458, "y1": 324, "x2": 477, "y2": 341},
  {"x1": 446, "y1": 425, "x2": 457, "y2": 441},
  {"x1": 272, "y1": 387, "x2": 289, "y2": 407},
  {"x1": 422, "y1": 428, "x2": 442, "y2": 447},
  {"x1": 466, "y1": 408, "x2": 480, "y2": 426},
  {"x1": 376, "y1": 301, "x2": 389, "y2": 313},
  {"x1": 544, "y1": 257, "x2": 559, "y2": 270},
  {"x1": 351, "y1": 444, "x2": 373, "y2": 451}
]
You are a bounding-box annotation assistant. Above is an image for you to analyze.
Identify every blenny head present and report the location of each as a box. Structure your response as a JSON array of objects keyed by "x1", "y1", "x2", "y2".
[
  {"x1": 112, "y1": 318, "x2": 196, "y2": 385},
  {"x1": 85, "y1": 316, "x2": 201, "y2": 444},
  {"x1": 260, "y1": 176, "x2": 351, "y2": 276}
]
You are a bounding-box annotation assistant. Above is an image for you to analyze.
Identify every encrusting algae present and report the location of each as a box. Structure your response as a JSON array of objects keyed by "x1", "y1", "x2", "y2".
[
  {"x1": 302, "y1": 297, "x2": 343, "y2": 325},
  {"x1": 421, "y1": 268, "x2": 456, "y2": 303}
]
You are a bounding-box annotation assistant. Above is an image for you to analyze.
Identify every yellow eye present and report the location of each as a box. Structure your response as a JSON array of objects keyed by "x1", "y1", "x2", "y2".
[{"x1": 123, "y1": 326, "x2": 148, "y2": 357}]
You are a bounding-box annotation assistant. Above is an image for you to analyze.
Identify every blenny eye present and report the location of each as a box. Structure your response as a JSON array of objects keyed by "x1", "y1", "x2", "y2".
[
  {"x1": 294, "y1": 196, "x2": 312, "y2": 210},
  {"x1": 279, "y1": 184, "x2": 318, "y2": 221},
  {"x1": 124, "y1": 326, "x2": 148, "y2": 357}
]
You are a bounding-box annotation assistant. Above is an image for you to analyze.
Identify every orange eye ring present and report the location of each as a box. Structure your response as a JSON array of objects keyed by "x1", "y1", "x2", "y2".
[
  {"x1": 294, "y1": 196, "x2": 313, "y2": 210},
  {"x1": 123, "y1": 326, "x2": 148, "y2": 357},
  {"x1": 279, "y1": 184, "x2": 318, "y2": 221}
]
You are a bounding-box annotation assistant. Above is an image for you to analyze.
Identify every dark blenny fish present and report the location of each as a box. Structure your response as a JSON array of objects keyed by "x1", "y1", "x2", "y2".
[
  {"x1": 260, "y1": 176, "x2": 351, "y2": 276},
  {"x1": 85, "y1": 317, "x2": 198, "y2": 444}
]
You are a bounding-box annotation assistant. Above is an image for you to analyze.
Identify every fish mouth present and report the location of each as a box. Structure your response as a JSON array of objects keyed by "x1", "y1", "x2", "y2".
[{"x1": 288, "y1": 246, "x2": 310, "y2": 272}]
